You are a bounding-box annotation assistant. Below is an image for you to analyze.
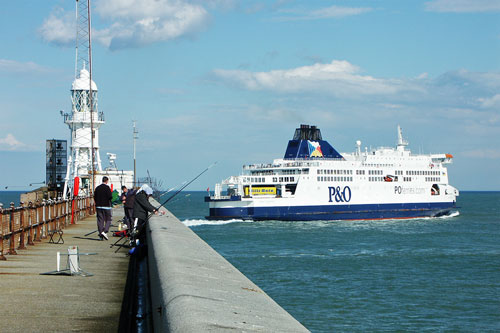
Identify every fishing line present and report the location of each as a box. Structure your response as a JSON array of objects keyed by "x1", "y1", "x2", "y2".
[
  {"x1": 149, "y1": 162, "x2": 217, "y2": 218},
  {"x1": 164, "y1": 193, "x2": 191, "y2": 206},
  {"x1": 156, "y1": 180, "x2": 188, "y2": 200}
]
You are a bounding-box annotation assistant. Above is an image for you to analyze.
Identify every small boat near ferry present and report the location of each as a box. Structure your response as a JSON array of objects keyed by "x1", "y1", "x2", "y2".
[{"x1": 206, "y1": 125, "x2": 459, "y2": 221}]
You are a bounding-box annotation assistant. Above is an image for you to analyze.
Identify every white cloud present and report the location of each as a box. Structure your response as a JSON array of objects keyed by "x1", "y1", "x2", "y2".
[
  {"x1": 0, "y1": 134, "x2": 27, "y2": 151},
  {"x1": 0, "y1": 59, "x2": 51, "y2": 73},
  {"x1": 39, "y1": 0, "x2": 211, "y2": 50},
  {"x1": 97, "y1": 0, "x2": 211, "y2": 50},
  {"x1": 425, "y1": 0, "x2": 500, "y2": 13},
  {"x1": 212, "y1": 60, "x2": 419, "y2": 97},
  {"x1": 213, "y1": 61, "x2": 500, "y2": 111},
  {"x1": 276, "y1": 5, "x2": 372, "y2": 21},
  {"x1": 478, "y1": 94, "x2": 500, "y2": 108},
  {"x1": 38, "y1": 8, "x2": 75, "y2": 46},
  {"x1": 95, "y1": 0, "x2": 209, "y2": 50}
]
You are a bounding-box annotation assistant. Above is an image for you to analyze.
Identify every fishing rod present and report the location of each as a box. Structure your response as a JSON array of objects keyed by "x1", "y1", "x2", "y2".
[{"x1": 149, "y1": 162, "x2": 217, "y2": 218}]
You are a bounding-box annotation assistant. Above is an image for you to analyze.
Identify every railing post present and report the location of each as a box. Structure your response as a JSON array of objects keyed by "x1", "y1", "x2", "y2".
[
  {"x1": 0, "y1": 204, "x2": 6, "y2": 260},
  {"x1": 8, "y1": 203, "x2": 17, "y2": 255},
  {"x1": 56, "y1": 200, "x2": 61, "y2": 231},
  {"x1": 18, "y1": 202, "x2": 26, "y2": 250},
  {"x1": 63, "y1": 199, "x2": 68, "y2": 226},
  {"x1": 35, "y1": 202, "x2": 43, "y2": 242},
  {"x1": 43, "y1": 200, "x2": 48, "y2": 240},
  {"x1": 27, "y1": 202, "x2": 35, "y2": 246},
  {"x1": 81, "y1": 197, "x2": 84, "y2": 219},
  {"x1": 50, "y1": 200, "x2": 55, "y2": 232}
]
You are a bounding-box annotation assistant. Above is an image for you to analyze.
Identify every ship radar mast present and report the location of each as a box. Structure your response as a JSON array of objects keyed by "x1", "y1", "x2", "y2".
[{"x1": 397, "y1": 125, "x2": 408, "y2": 152}]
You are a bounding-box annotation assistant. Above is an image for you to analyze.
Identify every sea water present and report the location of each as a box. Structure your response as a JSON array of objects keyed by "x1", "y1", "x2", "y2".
[
  {"x1": 167, "y1": 191, "x2": 500, "y2": 332},
  {"x1": 0, "y1": 191, "x2": 24, "y2": 207}
]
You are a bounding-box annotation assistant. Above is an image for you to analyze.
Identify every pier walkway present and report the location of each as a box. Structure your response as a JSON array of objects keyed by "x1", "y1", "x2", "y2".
[
  {"x1": 0, "y1": 206, "x2": 129, "y2": 332},
  {"x1": 147, "y1": 203, "x2": 309, "y2": 332}
]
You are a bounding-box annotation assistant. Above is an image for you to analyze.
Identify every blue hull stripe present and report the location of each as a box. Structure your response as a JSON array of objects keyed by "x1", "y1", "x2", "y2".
[{"x1": 208, "y1": 202, "x2": 456, "y2": 221}]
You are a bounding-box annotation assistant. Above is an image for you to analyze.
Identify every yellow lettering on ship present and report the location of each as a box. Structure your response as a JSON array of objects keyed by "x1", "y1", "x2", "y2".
[{"x1": 251, "y1": 187, "x2": 276, "y2": 195}]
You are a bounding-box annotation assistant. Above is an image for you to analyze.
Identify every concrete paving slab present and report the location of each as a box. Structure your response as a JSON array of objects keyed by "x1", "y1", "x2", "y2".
[{"x1": 0, "y1": 207, "x2": 129, "y2": 332}]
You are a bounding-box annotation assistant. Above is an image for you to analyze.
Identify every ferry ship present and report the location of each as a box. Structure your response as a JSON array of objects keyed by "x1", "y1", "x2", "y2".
[{"x1": 206, "y1": 125, "x2": 459, "y2": 221}]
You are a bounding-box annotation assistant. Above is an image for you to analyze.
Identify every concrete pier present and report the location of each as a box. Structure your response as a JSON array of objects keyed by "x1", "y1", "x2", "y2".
[
  {"x1": 147, "y1": 205, "x2": 309, "y2": 332},
  {"x1": 0, "y1": 206, "x2": 129, "y2": 332}
]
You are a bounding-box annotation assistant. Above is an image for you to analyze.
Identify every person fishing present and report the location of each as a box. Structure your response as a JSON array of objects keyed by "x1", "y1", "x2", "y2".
[
  {"x1": 120, "y1": 185, "x2": 136, "y2": 231},
  {"x1": 129, "y1": 163, "x2": 216, "y2": 248},
  {"x1": 131, "y1": 184, "x2": 158, "y2": 245}
]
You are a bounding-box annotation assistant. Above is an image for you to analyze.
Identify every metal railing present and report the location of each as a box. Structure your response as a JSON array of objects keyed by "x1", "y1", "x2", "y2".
[{"x1": 0, "y1": 196, "x2": 95, "y2": 260}]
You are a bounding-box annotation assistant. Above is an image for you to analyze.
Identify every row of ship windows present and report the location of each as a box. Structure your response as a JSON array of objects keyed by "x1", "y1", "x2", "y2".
[
  {"x1": 243, "y1": 175, "x2": 441, "y2": 184},
  {"x1": 402, "y1": 177, "x2": 441, "y2": 182},
  {"x1": 369, "y1": 177, "x2": 385, "y2": 182},
  {"x1": 425, "y1": 177, "x2": 441, "y2": 182},
  {"x1": 275, "y1": 177, "x2": 294, "y2": 182},
  {"x1": 407, "y1": 170, "x2": 440, "y2": 176},
  {"x1": 243, "y1": 177, "x2": 266, "y2": 183},
  {"x1": 318, "y1": 176, "x2": 353, "y2": 182},
  {"x1": 317, "y1": 169, "x2": 353, "y2": 175},
  {"x1": 251, "y1": 169, "x2": 309, "y2": 176},
  {"x1": 364, "y1": 164, "x2": 393, "y2": 167},
  {"x1": 319, "y1": 169, "x2": 441, "y2": 176},
  {"x1": 251, "y1": 169, "x2": 441, "y2": 177},
  {"x1": 243, "y1": 177, "x2": 296, "y2": 183}
]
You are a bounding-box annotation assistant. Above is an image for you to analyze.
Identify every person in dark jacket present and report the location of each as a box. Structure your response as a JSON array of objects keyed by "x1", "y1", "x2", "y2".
[
  {"x1": 94, "y1": 176, "x2": 112, "y2": 240},
  {"x1": 120, "y1": 185, "x2": 136, "y2": 230},
  {"x1": 132, "y1": 184, "x2": 158, "y2": 244}
]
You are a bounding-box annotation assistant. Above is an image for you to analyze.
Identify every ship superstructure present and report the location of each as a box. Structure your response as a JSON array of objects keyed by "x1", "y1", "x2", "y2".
[{"x1": 206, "y1": 125, "x2": 459, "y2": 221}]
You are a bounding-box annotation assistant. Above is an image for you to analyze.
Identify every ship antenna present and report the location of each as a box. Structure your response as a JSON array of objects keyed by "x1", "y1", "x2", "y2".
[{"x1": 397, "y1": 125, "x2": 408, "y2": 151}]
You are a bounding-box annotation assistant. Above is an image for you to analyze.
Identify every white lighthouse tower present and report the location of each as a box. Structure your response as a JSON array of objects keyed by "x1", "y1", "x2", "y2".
[{"x1": 62, "y1": 64, "x2": 104, "y2": 198}]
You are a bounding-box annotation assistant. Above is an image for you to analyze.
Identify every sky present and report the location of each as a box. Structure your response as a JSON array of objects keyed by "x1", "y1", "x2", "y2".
[{"x1": 0, "y1": 0, "x2": 499, "y2": 192}]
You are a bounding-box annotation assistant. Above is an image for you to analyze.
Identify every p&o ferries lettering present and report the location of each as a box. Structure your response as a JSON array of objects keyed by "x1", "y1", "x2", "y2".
[
  {"x1": 394, "y1": 186, "x2": 426, "y2": 195},
  {"x1": 328, "y1": 186, "x2": 352, "y2": 203}
]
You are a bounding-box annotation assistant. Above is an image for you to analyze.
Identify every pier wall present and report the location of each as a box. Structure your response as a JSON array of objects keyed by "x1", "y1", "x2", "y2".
[{"x1": 146, "y1": 205, "x2": 309, "y2": 332}]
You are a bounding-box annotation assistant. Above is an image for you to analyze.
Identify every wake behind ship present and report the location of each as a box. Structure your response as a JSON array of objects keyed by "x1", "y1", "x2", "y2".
[{"x1": 206, "y1": 125, "x2": 459, "y2": 221}]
